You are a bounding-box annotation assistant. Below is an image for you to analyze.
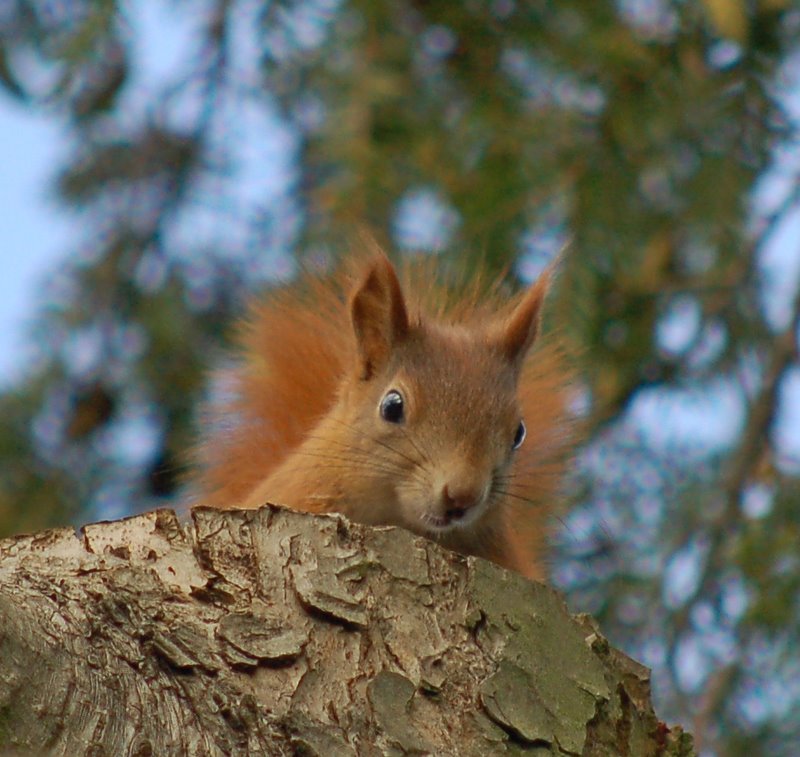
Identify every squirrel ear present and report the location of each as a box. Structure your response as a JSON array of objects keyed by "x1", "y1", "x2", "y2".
[
  {"x1": 494, "y1": 266, "x2": 553, "y2": 365},
  {"x1": 350, "y1": 254, "x2": 410, "y2": 380}
]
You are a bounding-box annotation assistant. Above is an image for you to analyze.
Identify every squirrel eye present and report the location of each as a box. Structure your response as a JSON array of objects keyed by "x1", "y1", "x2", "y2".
[
  {"x1": 512, "y1": 420, "x2": 526, "y2": 450},
  {"x1": 380, "y1": 390, "x2": 405, "y2": 423}
]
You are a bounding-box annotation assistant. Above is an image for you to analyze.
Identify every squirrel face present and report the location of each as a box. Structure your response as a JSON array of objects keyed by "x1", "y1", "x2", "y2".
[
  {"x1": 343, "y1": 329, "x2": 528, "y2": 537},
  {"x1": 331, "y1": 254, "x2": 551, "y2": 542},
  {"x1": 199, "y1": 250, "x2": 565, "y2": 577}
]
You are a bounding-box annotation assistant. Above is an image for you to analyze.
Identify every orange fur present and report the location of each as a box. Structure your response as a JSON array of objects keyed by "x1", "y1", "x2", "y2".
[{"x1": 192, "y1": 253, "x2": 574, "y2": 580}]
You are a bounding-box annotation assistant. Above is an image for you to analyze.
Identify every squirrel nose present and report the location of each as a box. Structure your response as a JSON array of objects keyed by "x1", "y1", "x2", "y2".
[{"x1": 442, "y1": 483, "x2": 482, "y2": 521}]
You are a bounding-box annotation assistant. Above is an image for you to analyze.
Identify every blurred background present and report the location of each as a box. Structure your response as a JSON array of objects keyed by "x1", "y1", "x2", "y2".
[{"x1": 1, "y1": 1, "x2": 798, "y2": 754}]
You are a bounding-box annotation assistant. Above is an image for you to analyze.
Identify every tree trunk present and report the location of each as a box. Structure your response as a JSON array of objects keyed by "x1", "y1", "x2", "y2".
[{"x1": 0, "y1": 505, "x2": 694, "y2": 756}]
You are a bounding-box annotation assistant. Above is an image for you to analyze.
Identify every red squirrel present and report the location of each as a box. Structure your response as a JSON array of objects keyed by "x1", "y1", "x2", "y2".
[{"x1": 193, "y1": 252, "x2": 572, "y2": 580}]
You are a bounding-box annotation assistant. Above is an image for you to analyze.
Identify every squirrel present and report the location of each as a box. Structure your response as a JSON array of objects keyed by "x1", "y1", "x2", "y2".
[{"x1": 193, "y1": 251, "x2": 573, "y2": 580}]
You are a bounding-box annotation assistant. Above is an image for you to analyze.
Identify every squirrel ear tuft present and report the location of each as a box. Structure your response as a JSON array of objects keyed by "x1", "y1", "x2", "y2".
[
  {"x1": 495, "y1": 266, "x2": 552, "y2": 365},
  {"x1": 350, "y1": 254, "x2": 410, "y2": 380}
]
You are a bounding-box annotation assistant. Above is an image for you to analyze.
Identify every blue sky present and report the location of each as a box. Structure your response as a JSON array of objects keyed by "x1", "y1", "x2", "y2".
[{"x1": 0, "y1": 97, "x2": 72, "y2": 387}]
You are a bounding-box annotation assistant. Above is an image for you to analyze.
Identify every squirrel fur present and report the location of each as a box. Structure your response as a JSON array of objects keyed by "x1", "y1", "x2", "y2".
[{"x1": 194, "y1": 251, "x2": 573, "y2": 580}]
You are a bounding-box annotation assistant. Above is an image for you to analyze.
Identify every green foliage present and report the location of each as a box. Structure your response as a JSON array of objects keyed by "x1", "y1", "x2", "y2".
[{"x1": 1, "y1": 0, "x2": 799, "y2": 753}]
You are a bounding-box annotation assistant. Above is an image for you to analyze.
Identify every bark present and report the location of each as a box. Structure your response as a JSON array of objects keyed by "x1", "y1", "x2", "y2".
[{"x1": 0, "y1": 505, "x2": 694, "y2": 756}]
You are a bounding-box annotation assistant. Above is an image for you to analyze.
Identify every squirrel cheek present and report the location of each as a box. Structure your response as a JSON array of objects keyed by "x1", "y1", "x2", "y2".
[{"x1": 392, "y1": 484, "x2": 426, "y2": 529}]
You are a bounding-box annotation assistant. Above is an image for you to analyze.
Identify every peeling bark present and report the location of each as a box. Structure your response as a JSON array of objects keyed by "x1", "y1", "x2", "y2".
[{"x1": 0, "y1": 505, "x2": 694, "y2": 756}]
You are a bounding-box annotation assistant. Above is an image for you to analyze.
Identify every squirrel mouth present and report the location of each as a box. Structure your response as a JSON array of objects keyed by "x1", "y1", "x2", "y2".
[{"x1": 420, "y1": 506, "x2": 481, "y2": 532}]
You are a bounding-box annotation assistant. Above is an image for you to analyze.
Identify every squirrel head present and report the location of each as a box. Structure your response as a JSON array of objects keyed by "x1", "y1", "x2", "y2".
[{"x1": 337, "y1": 253, "x2": 552, "y2": 539}]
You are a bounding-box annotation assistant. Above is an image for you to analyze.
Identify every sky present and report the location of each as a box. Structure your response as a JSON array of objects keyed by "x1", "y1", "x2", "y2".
[
  {"x1": 0, "y1": 0, "x2": 204, "y2": 390},
  {"x1": 0, "y1": 98, "x2": 72, "y2": 388}
]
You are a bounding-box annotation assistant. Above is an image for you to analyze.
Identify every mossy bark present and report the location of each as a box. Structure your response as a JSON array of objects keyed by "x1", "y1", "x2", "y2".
[{"x1": 0, "y1": 505, "x2": 694, "y2": 756}]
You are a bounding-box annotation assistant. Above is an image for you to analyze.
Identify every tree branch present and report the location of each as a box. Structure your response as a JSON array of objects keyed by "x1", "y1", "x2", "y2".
[{"x1": 0, "y1": 505, "x2": 693, "y2": 756}]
